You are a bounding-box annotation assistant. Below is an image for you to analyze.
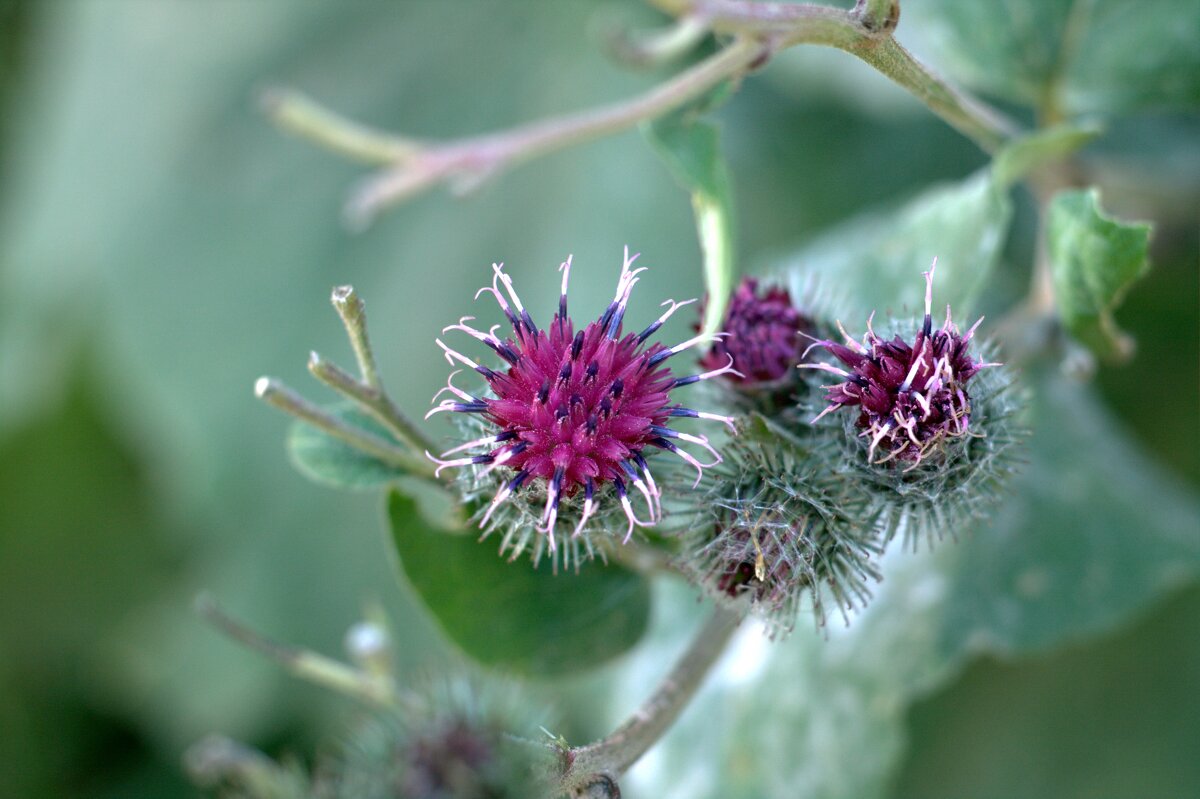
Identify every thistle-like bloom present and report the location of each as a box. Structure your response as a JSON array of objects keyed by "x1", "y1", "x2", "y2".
[
  {"x1": 805, "y1": 261, "x2": 997, "y2": 465},
  {"x1": 700, "y1": 278, "x2": 812, "y2": 385},
  {"x1": 427, "y1": 249, "x2": 739, "y2": 552}
]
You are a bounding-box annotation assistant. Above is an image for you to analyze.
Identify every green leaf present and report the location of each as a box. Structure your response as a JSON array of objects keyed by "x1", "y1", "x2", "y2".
[
  {"x1": 386, "y1": 490, "x2": 652, "y2": 677},
  {"x1": 628, "y1": 374, "x2": 1200, "y2": 799},
  {"x1": 1048, "y1": 187, "x2": 1151, "y2": 360},
  {"x1": 287, "y1": 405, "x2": 407, "y2": 491},
  {"x1": 644, "y1": 113, "x2": 737, "y2": 337},
  {"x1": 771, "y1": 126, "x2": 1102, "y2": 325},
  {"x1": 906, "y1": 0, "x2": 1200, "y2": 114},
  {"x1": 992, "y1": 122, "x2": 1102, "y2": 189},
  {"x1": 774, "y1": 165, "x2": 1009, "y2": 322}
]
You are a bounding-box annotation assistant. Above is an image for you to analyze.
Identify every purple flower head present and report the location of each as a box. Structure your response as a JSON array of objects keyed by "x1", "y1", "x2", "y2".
[
  {"x1": 700, "y1": 278, "x2": 812, "y2": 386},
  {"x1": 427, "y1": 250, "x2": 739, "y2": 552},
  {"x1": 804, "y1": 261, "x2": 998, "y2": 465}
]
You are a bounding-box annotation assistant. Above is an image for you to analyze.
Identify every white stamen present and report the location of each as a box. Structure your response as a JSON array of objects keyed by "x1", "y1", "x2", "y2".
[
  {"x1": 694, "y1": 410, "x2": 737, "y2": 433},
  {"x1": 619, "y1": 493, "x2": 652, "y2": 544},
  {"x1": 430, "y1": 370, "x2": 474, "y2": 404},
  {"x1": 443, "y1": 316, "x2": 502, "y2": 347},
  {"x1": 425, "y1": 452, "x2": 486, "y2": 478},
  {"x1": 439, "y1": 433, "x2": 508, "y2": 457},
  {"x1": 480, "y1": 446, "x2": 518, "y2": 476},
  {"x1": 474, "y1": 274, "x2": 513, "y2": 317},
  {"x1": 675, "y1": 432, "x2": 722, "y2": 465},
  {"x1": 867, "y1": 420, "x2": 893, "y2": 461},
  {"x1": 837, "y1": 319, "x2": 869, "y2": 353},
  {"x1": 436, "y1": 338, "x2": 481, "y2": 371},
  {"x1": 899, "y1": 354, "x2": 924, "y2": 392},
  {"x1": 799, "y1": 362, "x2": 853, "y2": 380},
  {"x1": 639, "y1": 465, "x2": 663, "y2": 519},
  {"x1": 923, "y1": 257, "x2": 938, "y2": 318},
  {"x1": 572, "y1": 496, "x2": 595, "y2": 539},
  {"x1": 424, "y1": 401, "x2": 461, "y2": 420},
  {"x1": 492, "y1": 263, "x2": 527, "y2": 316},
  {"x1": 480, "y1": 483, "x2": 513, "y2": 526},
  {"x1": 810, "y1": 403, "x2": 842, "y2": 424},
  {"x1": 912, "y1": 390, "x2": 932, "y2": 419},
  {"x1": 965, "y1": 316, "x2": 986, "y2": 341},
  {"x1": 667, "y1": 331, "x2": 726, "y2": 357},
  {"x1": 693, "y1": 354, "x2": 743, "y2": 382},
  {"x1": 668, "y1": 446, "x2": 710, "y2": 489},
  {"x1": 652, "y1": 298, "x2": 697, "y2": 327},
  {"x1": 559, "y1": 255, "x2": 573, "y2": 298}
]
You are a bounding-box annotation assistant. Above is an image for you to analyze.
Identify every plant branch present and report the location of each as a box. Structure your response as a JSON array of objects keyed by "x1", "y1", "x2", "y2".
[
  {"x1": 560, "y1": 604, "x2": 743, "y2": 794},
  {"x1": 318, "y1": 285, "x2": 438, "y2": 457},
  {"x1": 337, "y1": 36, "x2": 766, "y2": 226},
  {"x1": 195, "y1": 594, "x2": 408, "y2": 710},
  {"x1": 655, "y1": 0, "x2": 1017, "y2": 153},
  {"x1": 254, "y1": 376, "x2": 432, "y2": 476},
  {"x1": 263, "y1": 88, "x2": 421, "y2": 164}
]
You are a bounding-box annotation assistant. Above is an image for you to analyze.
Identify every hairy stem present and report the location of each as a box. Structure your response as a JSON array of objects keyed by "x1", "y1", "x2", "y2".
[{"x1": 561, "y1": 604, "x2": 743, "y2": 794}]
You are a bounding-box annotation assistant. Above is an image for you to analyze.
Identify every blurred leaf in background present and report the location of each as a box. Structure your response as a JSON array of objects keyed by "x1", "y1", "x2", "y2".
[{"x1": 0, "y1": 1, "x2": 1196, "y2": 798}]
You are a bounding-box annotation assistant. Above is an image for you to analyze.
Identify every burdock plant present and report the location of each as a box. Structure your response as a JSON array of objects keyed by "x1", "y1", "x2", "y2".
[{"x1": 184, "y1": 0, "x2": 1175, "y2": 797}]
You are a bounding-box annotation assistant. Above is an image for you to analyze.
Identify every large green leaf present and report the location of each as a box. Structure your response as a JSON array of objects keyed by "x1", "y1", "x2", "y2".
[
  {"x1": 768, "y1": 126, "x2": 1098, "y2": 325},
  {"x1": 625, "y1": 374, "x2": 1200, "y2": 798},
  {"x1": 904, "y1": 0, "x2": 1200, "y2": 114},
  {"x1": 771, "y1": 165, "x2": 1009, "y2": 322},
  {"x1": 386, "y1": 491, "x2": 652, "y2": 677},
  {"x1": 1048, "y1": 187, "x2": 1151, "y2": 361}
]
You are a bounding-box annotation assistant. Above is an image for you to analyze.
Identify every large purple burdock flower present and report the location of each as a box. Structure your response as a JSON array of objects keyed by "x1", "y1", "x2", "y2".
[
  {"x1": 805, "y1": 262, "x2": 998, "y2": 465},
  {"x1": 700, "y1": 278, "x2": 811, "y2": 385},
  {"x1": 426, "y1": 250, "x2": 739, "y2": 551}
]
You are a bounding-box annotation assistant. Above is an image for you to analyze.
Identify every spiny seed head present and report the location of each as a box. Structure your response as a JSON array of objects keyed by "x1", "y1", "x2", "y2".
[
  {"x1": 701, "y1": 278, "x2": 814, "y2": 387},
  {"x1": 681, "y1": 414, "x2": 881, "y2": 634},
  {"x1": 315, "y1": 675, "x2": 554, "y2": 799},
  {"x1": 427, "y1": 249, "x2": 739, "y2": 560},
  {"x1": 806, "y1": 260, "x2": 997, "y2": 466}
]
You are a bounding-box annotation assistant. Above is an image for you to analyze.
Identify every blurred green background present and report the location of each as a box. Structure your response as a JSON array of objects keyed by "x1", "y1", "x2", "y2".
[{"x1": 0, "y1": 2, "x2": 1196, "y2": 797}]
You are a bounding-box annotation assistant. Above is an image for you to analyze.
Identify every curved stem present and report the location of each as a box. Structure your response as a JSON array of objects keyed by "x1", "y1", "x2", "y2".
[
  {"x1": 346, "y1": 37, "x2": 766, "y2": 226},
  {"x1": 560, "y1": 604, "x2": 743, "y2": 794},
  {"x1": 662, "y1": 0, "x2": 1016, "y2": 152}
]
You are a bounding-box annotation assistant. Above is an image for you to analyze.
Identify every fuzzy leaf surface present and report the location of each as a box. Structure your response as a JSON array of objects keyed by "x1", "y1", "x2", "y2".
[
  {"x1": 386, "y1": 491, "x2": 651, "y2": 677},
  {"x1": 627, "y1": 375, "x2": 1200, "y2": 799},
  {"x1": 773, "y1": 165, "x2": 1009, "y2": 323},
  {"x1": 905, "y1": 0, "x2": 1200, "y2": 113},
  {"x1": 1048, "y1": 188, "x2": 1151, "y2": 360}
]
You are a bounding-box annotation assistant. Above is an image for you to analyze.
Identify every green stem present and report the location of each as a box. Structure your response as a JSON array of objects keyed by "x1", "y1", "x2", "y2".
[
  {"x1": 195, "y1": 594, "x2": 407, "y2": 710},
  {"x1": 254, "y1": 376, "x2": 432, "y2": 476},
  {"x1": 848, "y1": 37, "x2": 1014, "y2": 153},
  {"x1": 560, "y1": 605, "x2": 743, "y2": 794},
  {"x1": 262, "y1": 88, "x2": 420, "y2": 164}
]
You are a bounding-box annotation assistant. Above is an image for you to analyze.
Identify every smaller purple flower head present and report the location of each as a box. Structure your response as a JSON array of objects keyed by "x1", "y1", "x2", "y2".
[
  {"x1": 804, "y1": 260, "x2": 999, "y2": 465},
  {"x1": 700, "y1": 278, "x2": 813, "y2": 386},
  {"x1": 427, "y1": 249, "x2": 741, "y2": 555}
]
